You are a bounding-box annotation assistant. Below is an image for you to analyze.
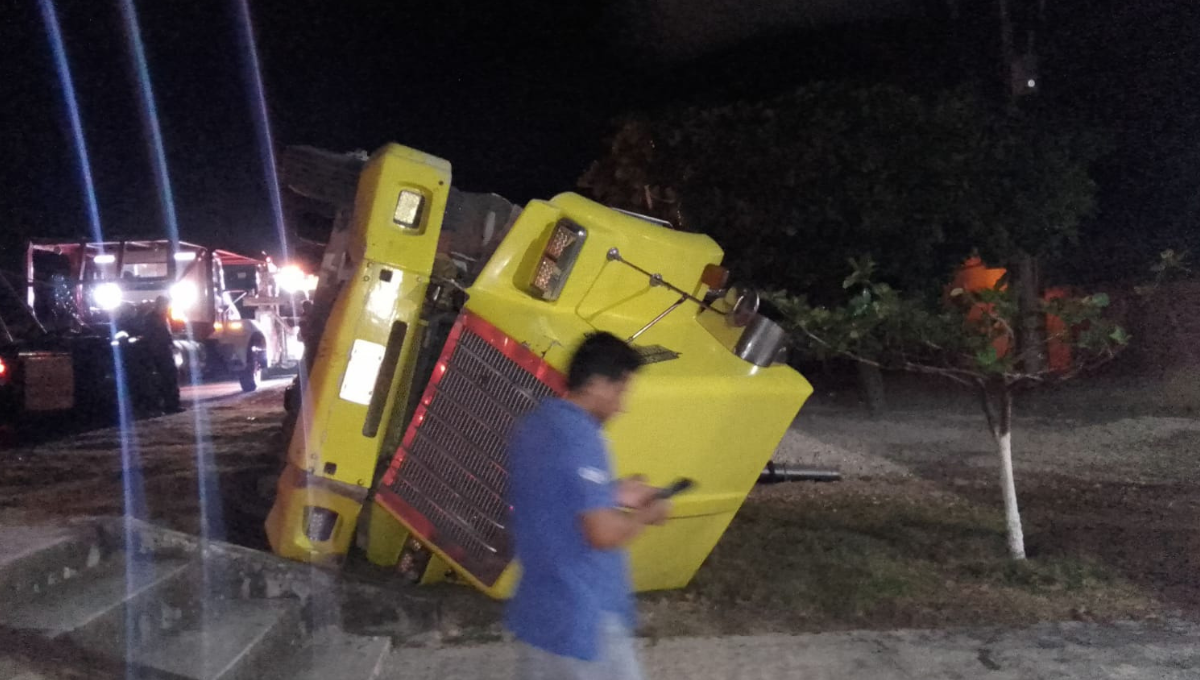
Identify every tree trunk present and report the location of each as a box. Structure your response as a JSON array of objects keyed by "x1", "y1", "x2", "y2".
[
  {"x1": 1014, "y1": 251, "x2": 1046, "y2": 375},
  {"x1": 988, "y1": 385, "x2": 1026, "y2": 559},
  {"x1": 856, "y1": 362, "x2": 888, "y2": 415}
]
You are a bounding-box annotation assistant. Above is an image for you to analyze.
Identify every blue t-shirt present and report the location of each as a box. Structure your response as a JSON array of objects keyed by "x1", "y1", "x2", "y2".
[{"x1": 504, "y1": 398, "x2": 636, "y2": 661}]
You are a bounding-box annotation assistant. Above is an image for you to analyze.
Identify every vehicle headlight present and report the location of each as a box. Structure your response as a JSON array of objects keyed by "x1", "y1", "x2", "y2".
[
  {"x1": 169, "y1": 282, "x2": 198, "y2": 308},
  {"x1": 93, "y1": 283, "x2": 123, "y2": 311},
  {"x1": 530, "y1": 220, "x2": 586, "y2": 301},
  {"x1": 275, "y1": 265, "x2": 306, "y2": 293},
  {"x1": 393, "y1": 189, "x2": 425, "y2": 230}
]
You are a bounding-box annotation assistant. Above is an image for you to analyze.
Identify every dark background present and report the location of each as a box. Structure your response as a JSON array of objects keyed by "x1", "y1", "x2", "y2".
[{"x1": 2, "y1": 0, "x2": 1196, "y2": 280}]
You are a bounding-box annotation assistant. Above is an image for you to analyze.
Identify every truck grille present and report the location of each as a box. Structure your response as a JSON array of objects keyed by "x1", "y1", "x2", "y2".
[{"x1": 377, "y1": 313, "x2": 564, "y2": 586}]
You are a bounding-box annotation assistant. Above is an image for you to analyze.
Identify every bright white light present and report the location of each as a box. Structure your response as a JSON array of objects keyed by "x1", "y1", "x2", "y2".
[
  {"x1": 169, "y1": 281, "x2": 198, "y2": 308},
  {"x1": 94, "y1": 282, "x2": 123, "y2": 310},
  {"x1": 174, "y1": 251, "x2": 197, "y2": 262},
  {"x1": 275, "y1": 265, "x2": 306, "y2": 293},
  {"x1": 94, "y1": 254, "x2": 116, "y2": 265},
  {"x1": 1027, "y1": 79, "x2": 1037, "y2": 88}
]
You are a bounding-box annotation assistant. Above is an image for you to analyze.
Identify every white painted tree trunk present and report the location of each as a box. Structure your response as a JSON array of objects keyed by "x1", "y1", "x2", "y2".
[
  {"x1": 994, "y1": 427, "x2": 1026, "y2": 559},
  {"x1": 982, "y1": 383, "x2": 1026, "y2": 560}
]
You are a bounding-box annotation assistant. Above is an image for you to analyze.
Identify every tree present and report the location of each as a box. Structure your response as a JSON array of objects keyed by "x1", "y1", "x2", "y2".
[
  {"x1": 580, "y1": 83, "x2": 1100, "y2": 306},
  {"x1": 580, "y1": 83, "x2": 1101, "y2": 413},
  {"x1": 770, "y1": 254, "x2": 1183, "y2": 560}
]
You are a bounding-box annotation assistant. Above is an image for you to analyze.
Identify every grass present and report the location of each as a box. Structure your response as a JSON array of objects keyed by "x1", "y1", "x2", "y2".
[{"x1": 638, "y1": 480, "x2": 1158, "y2": 637}]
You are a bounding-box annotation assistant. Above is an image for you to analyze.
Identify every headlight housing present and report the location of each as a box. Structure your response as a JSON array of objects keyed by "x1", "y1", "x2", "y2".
[
  {"x1": 393, "y1": 189, "x2": 425, "y2": 230},
  {"x1": 530, "y1": 220, "x2": 586, "y2": 301}
]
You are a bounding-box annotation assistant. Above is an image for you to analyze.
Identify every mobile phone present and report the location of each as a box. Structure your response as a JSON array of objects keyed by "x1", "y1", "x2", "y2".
[{"x1": 655, "y1": 477, "x2": 695, "y2": 500}]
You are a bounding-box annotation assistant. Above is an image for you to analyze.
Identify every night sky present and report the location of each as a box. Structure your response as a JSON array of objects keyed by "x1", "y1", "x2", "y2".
[{"x1": 2, "y1": 0, "x2": 1196, "y2": 279}]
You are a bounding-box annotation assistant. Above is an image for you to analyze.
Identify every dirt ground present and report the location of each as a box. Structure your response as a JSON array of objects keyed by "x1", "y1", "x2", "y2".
[
  {"x1": 769, "y1": 374, "x2": 1200, "y2": 612},
  {"x1": 0, "y1": 388, "x2": 285, "y2": 549},
  {"x1": 1, "y1": 372, "x2": 1197, "y2": 637}
]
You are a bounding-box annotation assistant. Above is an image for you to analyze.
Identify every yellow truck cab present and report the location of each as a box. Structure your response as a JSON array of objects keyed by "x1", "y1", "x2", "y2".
[{"x1": 266, "y1": 143, "x2": 812, "y2": 598}]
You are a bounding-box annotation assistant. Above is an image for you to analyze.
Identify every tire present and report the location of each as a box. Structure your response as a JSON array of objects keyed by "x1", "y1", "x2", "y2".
[
  {"x1": 240, "y1": 346, "x2": 265, "y2": 393},
  {"x1": 283, "y1": 378, "x2": 300, "y2": 414}
]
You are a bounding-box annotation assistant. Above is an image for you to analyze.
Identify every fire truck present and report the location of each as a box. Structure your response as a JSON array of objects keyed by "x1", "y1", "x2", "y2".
[
  {"x1": 25, "y1": 240, "x2": 305, "y2": 392},
  {"x1": 266, "y1": 143, "x2": 812, "y2": 597}
]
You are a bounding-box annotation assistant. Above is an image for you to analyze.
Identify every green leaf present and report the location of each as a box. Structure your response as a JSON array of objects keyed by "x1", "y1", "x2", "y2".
[
  {"x1": 975, "y1": 346, "x2": 999, "y2": 367},
  {"x1": 1089, "y1": 292, "x2": 1110, "y2": 308},
  {"x1": 1109, "y1": 327, "x2": 1130, "y2": 344}
]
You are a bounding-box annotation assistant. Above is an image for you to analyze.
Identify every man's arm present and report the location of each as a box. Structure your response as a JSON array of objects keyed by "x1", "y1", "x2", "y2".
[{"x1": 580, "y1": 492, "x2": 670, "y2": 550}]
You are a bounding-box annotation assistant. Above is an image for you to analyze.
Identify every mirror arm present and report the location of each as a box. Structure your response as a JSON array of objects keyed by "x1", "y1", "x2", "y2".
[{"x1": 605, "y1": 248, "x2": 719, "y2": 313}]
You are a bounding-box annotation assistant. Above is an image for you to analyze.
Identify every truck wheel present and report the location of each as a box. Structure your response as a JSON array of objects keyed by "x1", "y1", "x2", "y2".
[{"x1": 240, "y1": 347, "x2": 265, "y2": 393}]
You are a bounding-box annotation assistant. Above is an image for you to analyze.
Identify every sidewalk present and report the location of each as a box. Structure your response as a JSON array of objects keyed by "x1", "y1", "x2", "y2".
[{"x1": 384, "y1": 618, "x2": 1199, "y2": 679}]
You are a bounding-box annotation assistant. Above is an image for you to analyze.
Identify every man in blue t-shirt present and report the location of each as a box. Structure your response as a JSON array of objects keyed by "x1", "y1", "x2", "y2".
[{"x1": 506, "y1": 332, "x2": 670, "y2": 680}]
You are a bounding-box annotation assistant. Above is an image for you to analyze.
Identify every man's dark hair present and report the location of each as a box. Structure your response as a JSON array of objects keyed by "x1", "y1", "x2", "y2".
[{"x1": 566, "y1": 332, "x2": 643, "y2": 391}]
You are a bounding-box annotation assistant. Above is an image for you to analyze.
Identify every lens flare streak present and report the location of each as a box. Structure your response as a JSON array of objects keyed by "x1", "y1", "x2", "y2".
[
  {"x1": 232, "y1": 0, "x2": 289, "y2": 259},
  {"x1": 115, "y1": 0, "x2": 180, "y2": 251},
  {"x1": 37, "y1": 4, "x2": 151, "y2": 674}
]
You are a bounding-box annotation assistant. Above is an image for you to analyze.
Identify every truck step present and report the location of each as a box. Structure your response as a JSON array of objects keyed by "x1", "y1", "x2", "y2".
[
  {"x1": 126, "y1": 598, "x2": 301, "y2": 680},
  {"x1": 0, "y1": 555, "x2": 189, "y2": 639},
  {"x1": 264, "y1": 629, "x2": 392, "y2": 680}
]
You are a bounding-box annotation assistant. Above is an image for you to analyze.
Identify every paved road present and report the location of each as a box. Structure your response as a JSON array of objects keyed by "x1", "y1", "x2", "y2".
[{"x1": 386, "y1": 619, "x2": 1200, "y2": 680}]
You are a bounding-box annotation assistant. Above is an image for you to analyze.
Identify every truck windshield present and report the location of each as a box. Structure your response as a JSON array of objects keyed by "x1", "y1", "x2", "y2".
[{"x1": 87, "y1": 258, "x2": 174, "y2": 281}]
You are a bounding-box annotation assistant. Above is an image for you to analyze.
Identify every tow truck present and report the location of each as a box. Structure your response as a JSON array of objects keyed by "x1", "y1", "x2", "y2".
[
  {"x1": 266, "y1": 143, "x2": 813, "y2": 597},
  {"x1": 25, "y1": 239, "x2": 306, "y2": 392}
]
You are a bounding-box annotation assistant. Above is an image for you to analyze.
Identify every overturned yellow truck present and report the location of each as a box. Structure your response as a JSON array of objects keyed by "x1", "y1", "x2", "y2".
[{"x1": 266, "y1": 143, "x2": 812, "y2": 597}]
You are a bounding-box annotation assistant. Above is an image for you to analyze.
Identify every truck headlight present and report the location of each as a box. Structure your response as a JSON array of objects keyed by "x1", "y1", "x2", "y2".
[
  {"x1": 93, "y1": 283, "x2": 124, "y2": 311},
  {"x1": 169, "y1": 282, "x2": 197, "y2": 308},
  {"x1": 393, "y1": 189, "x2": 425, "y2": 230},
  {"x1": 530, "y1": 220, "x2": 586, "y2": 301}
]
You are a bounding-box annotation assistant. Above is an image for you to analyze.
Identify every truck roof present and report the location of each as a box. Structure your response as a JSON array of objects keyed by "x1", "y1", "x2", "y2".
[{"x1": 27, "y1": 239, "x2": 265, "y2": 266}]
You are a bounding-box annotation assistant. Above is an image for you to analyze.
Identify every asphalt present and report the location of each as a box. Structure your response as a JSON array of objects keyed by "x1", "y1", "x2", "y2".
[{"x1": 385, "y1": 618, "x2": 1200, "y2": 679}]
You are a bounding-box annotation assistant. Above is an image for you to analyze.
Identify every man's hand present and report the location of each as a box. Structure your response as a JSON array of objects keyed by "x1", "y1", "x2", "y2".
[
  {"x1": 615, "y1": 475, "x2": 658, "y2": 509},
  {"x1": 617, "y1": 475, "x2": 672, "y2": 525},
  {"x1": 639, "y1": 498, "x2": 671, "y2": 526},
  {"x1": 581, "y1": 479, "x2": 673, "y2": 549}
]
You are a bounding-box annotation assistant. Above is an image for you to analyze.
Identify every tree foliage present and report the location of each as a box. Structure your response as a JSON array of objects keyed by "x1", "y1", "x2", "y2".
[
  {"x1": 580, "y1": 83, "x2": 1101, "y2": 302},
  {"x1": 770, "y1": 257, "x2": 1126, "y2": 389},
  {"x1": 769, "y1": 251, "x2": 1185, "y2": 560}
]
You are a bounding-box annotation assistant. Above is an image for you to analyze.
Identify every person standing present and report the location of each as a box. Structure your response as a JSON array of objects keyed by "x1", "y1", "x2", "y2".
[
  {"x1": 143, "y1": 296, "x2": 181, "y2": 413},
  {"x1": 505, "y1": 332, "x2": 669, "y2": 680}
]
